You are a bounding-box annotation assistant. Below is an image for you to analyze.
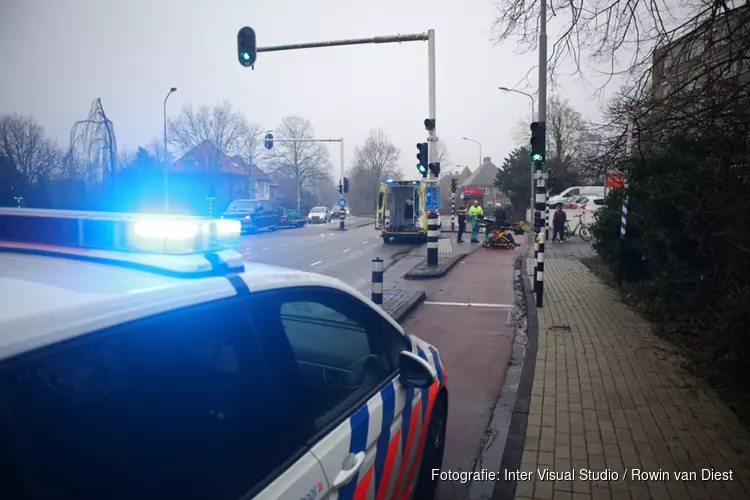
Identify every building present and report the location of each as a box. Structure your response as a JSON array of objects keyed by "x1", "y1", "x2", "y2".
[
  {"x1": 168, "y1": 140, "x2": 279, "y2": 216},
  {"x1": 457, "y1": 157, "x2": 509, "y2": 211},
  {"x1": 651, "y1": 6, "x2": 750, "y2": 104}
]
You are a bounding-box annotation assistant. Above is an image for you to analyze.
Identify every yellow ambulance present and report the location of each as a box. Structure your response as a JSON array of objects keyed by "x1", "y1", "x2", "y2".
[{"x1": 375, "y1": 179, "x2": 430, "y2": 243}]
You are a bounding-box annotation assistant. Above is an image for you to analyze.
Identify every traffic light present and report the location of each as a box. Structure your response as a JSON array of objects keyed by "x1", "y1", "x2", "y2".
[
  {"x1": 451, "y1": 177, "x2": 457, "y2": 192},
  {"x1": 547, "y1": 168, "x2": 555, "y2": 192},
  {"x1": 424, "y1": 118, "x2": 435, "y2": 131},
  {"x1": 416, "y1": 142, "x2": 428, "y2": 177},
  {"x1": 237, "y1": 26, "x2": 257, "y2": 67},
  {"x1": 207, "y1": 186, "x2": 216, "y2": 199},
  {"x1": 343, "y1": 177, "x2": 349, "y2": 194},
  {"x1": 263, "y1": 133, "x2": 274, "y2": 150},
  {"x1": 530, "y1": 122, "x2": 546, "y2": 163},
  {"x1": 338, "y1": 180, "x2": 343, "y2": 194},
  {"x1": 428, "y1": 162, "x2": 440, "y2": 177}
]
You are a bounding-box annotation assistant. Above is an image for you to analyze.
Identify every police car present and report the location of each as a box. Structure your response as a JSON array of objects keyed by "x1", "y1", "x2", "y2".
[{"x1": 0, "y1": 208, "x2": 449, "y2": 500}]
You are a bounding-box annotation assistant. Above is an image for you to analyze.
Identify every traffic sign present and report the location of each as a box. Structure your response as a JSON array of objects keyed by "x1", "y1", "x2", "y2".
[
  {"x1": 338, "y1": 198, "x2": 347, "y2": 207},
  {"x1": 425, "y1": 186, "x2": 440, "y2": 211}
]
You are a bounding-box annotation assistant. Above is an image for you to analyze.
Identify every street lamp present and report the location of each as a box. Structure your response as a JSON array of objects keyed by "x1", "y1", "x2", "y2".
[
  {"x1": 499, "y1": 86, "x2": 536, "y2": 219},
  {"x1": 164, "y1": 87, "x2": 177, "y2": 212},
  {"x1": 461, "y1": 137, "x2": 482, "y2": 168}
]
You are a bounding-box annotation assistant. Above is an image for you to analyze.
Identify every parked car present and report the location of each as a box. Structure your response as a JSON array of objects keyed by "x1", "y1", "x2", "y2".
[
  {"x1": 548, "y1": 186, "x2": 606, "y2": 208},
  {"x1": 567, "y1": 195, "x2": 605, "y2": 211},
  {"x1": 308, "y1": 206, "x2": 331, "y2": 224},
  {"x1": 329, "y1": 206, "x2": 350, "y2": 218},
  {"x1": 221, "y1": 199, "x2": 282, "y2": 234}
]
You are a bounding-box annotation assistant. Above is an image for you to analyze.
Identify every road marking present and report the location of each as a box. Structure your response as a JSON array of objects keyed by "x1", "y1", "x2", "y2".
[
  {"x1": 262, "y1": 247, "x2": 271, "y2": 252},
  {"x1": 310, "y1": 260, "x2": 322, "y2": 267},
  {"x1": 362, "y1": 240, "x2": 368, "y2": 244},
  {"x1": 423, "y1": 301, "x2": 514, "y2": 308},
  {"x1": 294, "y1": 240, "x2": 301, "y2": 243},
  {"x1": 343, "y1": 248, "x2": 350, "y2": 253},
  {"x1": 280, "y1": 243, "x2": 288, "y2": 247},
  {"x1": 328, "y1": 232, "x2": 335, "y2": 236}
]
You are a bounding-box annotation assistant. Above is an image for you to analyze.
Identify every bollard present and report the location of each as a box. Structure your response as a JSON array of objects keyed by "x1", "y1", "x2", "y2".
[
  {"x1": 339, "y1": 206, "x2": 346, "y2": 230},
  {"x1": 535, "y1": 231, "x2": 545, "y2": 306},
  {"x1": 371, "y1": 257, "x2": 384, "y2": 306},
  {"x1": 427, "y1": 212, "x2": 439, "y2": 266}
]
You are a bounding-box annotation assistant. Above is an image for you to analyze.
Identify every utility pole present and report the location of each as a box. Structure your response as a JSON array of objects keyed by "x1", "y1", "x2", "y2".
[{"x1": 535, "y1": 0, "x2": 548, "y2": 308}]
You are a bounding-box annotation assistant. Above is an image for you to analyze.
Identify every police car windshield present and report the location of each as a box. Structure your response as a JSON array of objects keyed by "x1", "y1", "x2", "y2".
[
  {"x1": 311, "y1": 207, "x2": 326, "y2": 213},
  {"x1": 228, "y1": 201, "x2": 256, "y2": 211}
]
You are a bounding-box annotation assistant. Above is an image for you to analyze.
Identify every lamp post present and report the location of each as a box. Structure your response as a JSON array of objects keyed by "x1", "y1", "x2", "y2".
[
  {"x1": 498, "y1": 86, "x2": 536, "y2": 220},
  {"x1": 462, "y1": 137, "x2": 482, "y2": 168},
  {"x1": 163, "y1": 87, "x2": 177, "y2": 213}
]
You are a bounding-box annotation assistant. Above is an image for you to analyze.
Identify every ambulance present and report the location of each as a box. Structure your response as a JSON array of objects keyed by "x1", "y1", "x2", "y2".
[{"x1": 375, "y1": 179, "x2": 434, "y2": 243}]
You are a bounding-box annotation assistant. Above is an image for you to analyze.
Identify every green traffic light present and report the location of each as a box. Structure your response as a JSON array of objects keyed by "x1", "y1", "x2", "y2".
[
  {"x1": 531, "y1": 153, "x2": 544, "y2": 162},
  {"x1": 242, "y1": 52, "x2": 250, "y2": 61},
  {"x1": 417, "y1": 163, "x2": 427, "y2": 173}
]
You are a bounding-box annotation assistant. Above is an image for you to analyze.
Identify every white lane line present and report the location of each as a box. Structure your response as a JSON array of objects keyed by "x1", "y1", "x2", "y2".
[
  {"x1": 310, "y1": 260, "x2": 322, "y2": 267},
  {"x1": 280, "y1": 243, "x2": 288, "y2": 247},
  {"x1": 362, "y1": 240, "x2": 368, "y2": 244},
  {"x1": 343, "y1": 248, "x2": 351, "y2": 253},
  {"x1": 328, "y1": 232, "x2": 335, "y2": 236},
  {"x1": 262, "y1": 247, "x2": 271, "y2": 252},
  {"x1": 294, "y1": 240, "x2": 301, "y2": 243},
  {"x1": 423, "y1": 301, "x2": 514, "y2": 308}
]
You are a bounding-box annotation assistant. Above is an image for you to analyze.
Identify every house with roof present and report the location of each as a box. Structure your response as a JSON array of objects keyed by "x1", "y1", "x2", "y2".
[
  {"x1": 168, "y1": 140, "x2": 279, "y2": 216},
  {"x1": 457, "y1": 157, "x2": 509, "y2": 211}
]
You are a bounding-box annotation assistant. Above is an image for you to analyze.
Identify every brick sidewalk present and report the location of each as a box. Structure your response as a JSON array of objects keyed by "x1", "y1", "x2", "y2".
[{"x1": 517, "y1": 240, "x2": 750, "y2": 500}]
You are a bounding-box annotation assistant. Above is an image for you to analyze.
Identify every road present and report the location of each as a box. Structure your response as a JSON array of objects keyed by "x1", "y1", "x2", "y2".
[{"x1": 239, "y1": 216, "x2": 429, "y2": 295}]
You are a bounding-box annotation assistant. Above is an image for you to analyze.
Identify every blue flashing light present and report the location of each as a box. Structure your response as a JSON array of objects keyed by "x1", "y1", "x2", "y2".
[
  {"x1": 412, "y1": 181, "x2": 418, "y2": 184},
  {"x1": 133, "y1": 220, "x2": 199, "y2": 241},
  {"x1": 386, "y1": 178, "x2": 395, "y2": 183}
]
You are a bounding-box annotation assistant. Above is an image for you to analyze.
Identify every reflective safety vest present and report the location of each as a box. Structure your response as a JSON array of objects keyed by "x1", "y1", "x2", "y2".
[{"x1": 468, "y1": 205, "x2": 483, "y2": 217}]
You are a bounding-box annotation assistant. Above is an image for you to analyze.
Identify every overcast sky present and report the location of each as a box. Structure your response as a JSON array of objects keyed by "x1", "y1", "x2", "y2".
[{"x1": 1, "y1": 0, "x2": 609, "y2": 181}]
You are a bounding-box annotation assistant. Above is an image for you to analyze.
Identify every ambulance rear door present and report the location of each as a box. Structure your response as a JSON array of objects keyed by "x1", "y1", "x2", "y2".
[{"x1": 375, "y1": 182, "x2": 387, "y2": 230}]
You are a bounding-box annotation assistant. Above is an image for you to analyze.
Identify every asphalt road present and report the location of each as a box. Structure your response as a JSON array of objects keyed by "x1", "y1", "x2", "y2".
[{"x1": 239, "y1": 216, "x2": 430, "y2": 296}]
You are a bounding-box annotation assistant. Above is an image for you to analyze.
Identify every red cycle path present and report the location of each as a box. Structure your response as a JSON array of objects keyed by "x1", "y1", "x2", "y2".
[{"x1": 401, "y1": 236, "x2": 528, "y2": 499}]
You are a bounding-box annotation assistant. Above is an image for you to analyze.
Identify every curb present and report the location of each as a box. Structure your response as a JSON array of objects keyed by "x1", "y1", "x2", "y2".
[
  {"x1": 403, "y1": 253, "x2": 468, "y2": 280},
  {"x1": 388, "y1": 291, "x2": 427, "y2": 323},
  {"x1": 489, "y1": 244, "x2": 540, "y2": 500}
]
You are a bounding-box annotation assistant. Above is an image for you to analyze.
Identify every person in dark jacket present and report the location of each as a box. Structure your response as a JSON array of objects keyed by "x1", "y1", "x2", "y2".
[
  {"x1": 456, "y1": 203, "x2": 467, "y2": 243},
  {"x1": 552, "y1": 203, "x2": 567, "y2": 243}
]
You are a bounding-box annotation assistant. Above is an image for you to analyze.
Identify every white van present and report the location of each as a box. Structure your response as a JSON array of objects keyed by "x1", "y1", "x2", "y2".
[{"x1": 547, "y1": 186, "x2": 605, "y2": 208}]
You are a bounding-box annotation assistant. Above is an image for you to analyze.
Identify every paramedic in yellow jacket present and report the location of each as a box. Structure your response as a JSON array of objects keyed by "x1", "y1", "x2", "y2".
[{"x1": 468, "y1": 200, "x2": 484, "y2": 242}]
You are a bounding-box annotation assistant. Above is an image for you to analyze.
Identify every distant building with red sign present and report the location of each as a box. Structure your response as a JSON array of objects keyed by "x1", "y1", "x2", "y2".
[{"x1": 457, "y1": 157, "x2": 509, "y2": 209}]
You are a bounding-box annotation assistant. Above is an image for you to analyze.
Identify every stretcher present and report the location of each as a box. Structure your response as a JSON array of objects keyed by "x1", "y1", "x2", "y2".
[{"x1": 477, "y1": 217, "x2": 525, "y2": 249}]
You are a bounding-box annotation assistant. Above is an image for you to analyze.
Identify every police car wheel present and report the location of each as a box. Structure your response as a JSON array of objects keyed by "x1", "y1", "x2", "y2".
[{"x1": 415, "y1": 393, "x2": 447, "y2": 499}]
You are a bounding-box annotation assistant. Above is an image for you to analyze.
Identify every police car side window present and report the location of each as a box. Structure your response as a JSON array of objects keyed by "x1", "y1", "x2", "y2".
[
  {"x1": 0, "y1": 299, "x2": 290, "y2": 500},
  {"x1": 249, "y1": 288, "x2": 396, "y2": 434}
]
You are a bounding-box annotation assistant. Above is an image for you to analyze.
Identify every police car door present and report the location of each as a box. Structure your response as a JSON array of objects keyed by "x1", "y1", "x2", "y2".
[{"x1": 247, "y1": 285, "x2": 427, "y2": 500}]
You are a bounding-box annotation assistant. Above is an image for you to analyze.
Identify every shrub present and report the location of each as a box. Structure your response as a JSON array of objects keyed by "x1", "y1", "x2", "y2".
[{"x1": 591, "y1": 135, "x2": 750, "y2": 384}]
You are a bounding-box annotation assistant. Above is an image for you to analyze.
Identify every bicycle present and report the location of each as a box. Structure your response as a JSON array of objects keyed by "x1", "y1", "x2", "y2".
[{"x1": 563, "y1": 213, "x2": 592, "y2": 242}]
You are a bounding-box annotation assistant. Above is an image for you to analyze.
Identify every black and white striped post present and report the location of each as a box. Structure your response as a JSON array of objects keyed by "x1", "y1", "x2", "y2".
[
  {"x1": 427, "y1": 212, "x2": 440, "y2": 266},
  {"x1": 451, "y1": 191, "x2": 456, "y2": 231},
  {"x1": 534, "y1": 161, "x2": 547, "y2": 307},
  {"x1": 371, "y1": 257, "x2": 384, "y2": 306},
  {"x1": 339, "y1": 206, "x2": 346, "y2": 230}
]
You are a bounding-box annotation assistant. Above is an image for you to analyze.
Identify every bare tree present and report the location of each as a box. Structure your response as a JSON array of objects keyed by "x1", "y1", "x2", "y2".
[
  {"x1": 168, "y1": 101, "x2": 258, "y2": 159},
  {"x1": 68, "y1": 98, "x2": 118, "y2": 186},
  {"x1": 0, "y1": 113, "x2": 62, "y2": 184},
  {"x1": 348, "y1": 129, "x2": 402, "y2": 214},
  {"x1": 268, "y1": 116, "x2": 332, "y2": 214}
]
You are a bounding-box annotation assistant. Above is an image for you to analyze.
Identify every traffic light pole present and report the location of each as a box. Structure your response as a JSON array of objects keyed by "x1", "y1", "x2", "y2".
[
  {"x1": 265, "y1": 137, "x2": 345, "y2": 228},
  {"x1": 426, "y1": 29, "x2": 440, "y2": 267},
  {"x1": 534, "y1": 0, "x2": 548, "y2": 308},
  {"x1": 254, "y1": 30, "x2": 438, "y2": 254}
]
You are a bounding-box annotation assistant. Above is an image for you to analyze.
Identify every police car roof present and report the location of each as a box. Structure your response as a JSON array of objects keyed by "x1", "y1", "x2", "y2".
[{"x1": 0, "y1": 250, "x2": 368, "y2": 362}]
